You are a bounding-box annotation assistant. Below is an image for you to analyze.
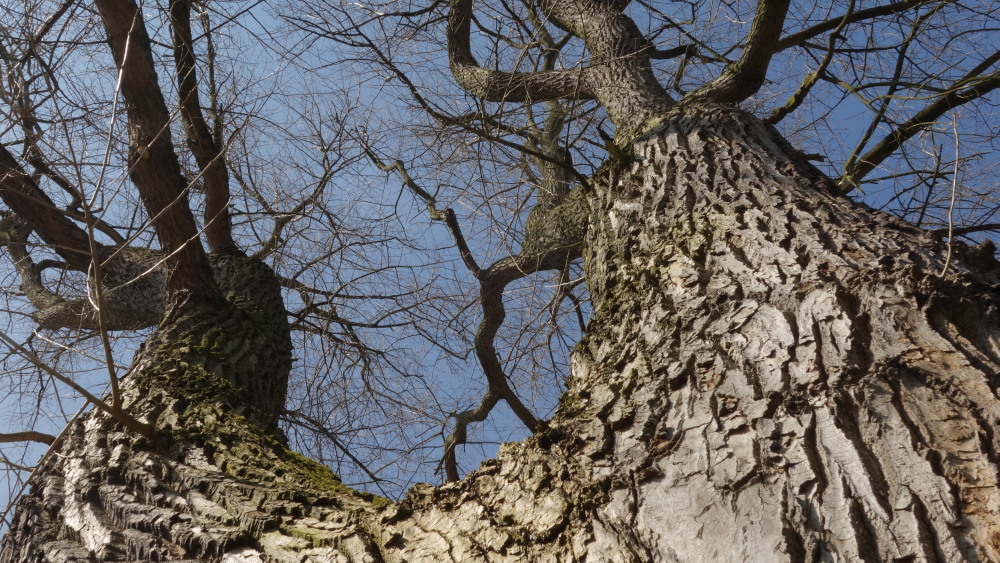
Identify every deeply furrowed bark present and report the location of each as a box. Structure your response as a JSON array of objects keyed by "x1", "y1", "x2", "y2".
[
  {"x1": 5, "y1": 106, "x2": 1000, "y2": 561},
  {"x1": 378, "y1": 105, "x2": 1000, "y2": 561},
  {"x1": 564, "y1": 105, "x2": 1000, "y2": 560}
]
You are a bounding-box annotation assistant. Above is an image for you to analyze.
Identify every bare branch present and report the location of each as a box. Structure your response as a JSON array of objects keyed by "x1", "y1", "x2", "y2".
[
  {"x1": 170, "y1": 0, "x2": 238, "y2": 255},
  {"x1": 685, "y1": 0, "x2": 792, "y2": 104},
  {"x1": 930, "y1": 224, "x2": 1000, "y2": 238},
  {"x1": 0, "y1": 431, "x2": 55, "y2": 446},
  {"x1": 93, "y1": 0, "x2": 221, "y2": 303},
  {"x1": 839, "y1": 61, "x2": 1000, "y2": 191}
]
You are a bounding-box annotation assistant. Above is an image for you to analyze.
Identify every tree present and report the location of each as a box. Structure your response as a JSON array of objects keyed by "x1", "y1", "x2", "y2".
[{"x1": 2, "y1": 0, "x2": 1000, "y2": 559}]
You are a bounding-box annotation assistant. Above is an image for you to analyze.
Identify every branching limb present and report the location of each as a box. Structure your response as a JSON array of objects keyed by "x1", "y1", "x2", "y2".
[
  {"x1": 685, "y1": 0, "x2": 791, "y2": 105},
  {"x1": 448, "y1": 0, "x2": 672, "y2": 136},
  {"x1": 838, "y1": 57, "x2": 1000, "y2": 192},
  {"x1": 93, "y1": 0, "x2": 220, "y2": 303},
  {"x1": 447, "y1": 0, "x2": 596, "y2": 104},
  {"x1": 440, "y1": 222, "x2": 585, "y2": 480},
  {"x1": 0, "y1": 432, "x2": 55, "y2": 446},
  {"x1": 170, "y1": 0, "x2": 238, "y2": 255},
  {"x1": 835, "y1": 1, "x2": 955, "y2": 192}
]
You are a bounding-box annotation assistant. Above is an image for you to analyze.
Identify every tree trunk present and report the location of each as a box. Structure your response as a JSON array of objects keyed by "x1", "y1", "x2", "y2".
[{"x1": 5, "y1": 105, "x2": 1000, "y2": 561}]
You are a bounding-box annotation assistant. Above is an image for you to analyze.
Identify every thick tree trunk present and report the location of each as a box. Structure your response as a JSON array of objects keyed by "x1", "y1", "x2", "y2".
[{"x1": 5, "y1": 105, "x2": 1000, "y2": 561}]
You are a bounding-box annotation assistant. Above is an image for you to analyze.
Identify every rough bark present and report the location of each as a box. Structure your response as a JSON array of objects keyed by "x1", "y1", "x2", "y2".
[
  {"x1": 380, "y1": 105, "x2": 1000, "y2": 561},
  {"x1": 94, "y1": 0, "x2": 221, "y2": 303},
  {"x1": 6, "y1": 105, "x2": 1000, "y2": 561},
  {"x1": 448, "y1": 0, "x2": 673, "y2": 138}
]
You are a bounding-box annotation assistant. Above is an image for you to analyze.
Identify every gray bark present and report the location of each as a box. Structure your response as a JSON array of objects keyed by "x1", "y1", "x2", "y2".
[
  {"x1": 447, "y1": 0, "x2": 673, "y2": 138},
  {"x1": 5, "y1": 105, "x2": 1000, "y2": 561}
]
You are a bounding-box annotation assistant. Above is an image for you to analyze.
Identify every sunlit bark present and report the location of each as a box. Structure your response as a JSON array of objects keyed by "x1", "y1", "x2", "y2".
[{"x1": 6, "y1": 106, "x2": 999, "y2": 561}]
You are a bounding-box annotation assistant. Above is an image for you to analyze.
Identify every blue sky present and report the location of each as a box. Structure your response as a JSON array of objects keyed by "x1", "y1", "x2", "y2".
[{"x1": 2, "y1": 0, "x2": 999, "y2": 535}]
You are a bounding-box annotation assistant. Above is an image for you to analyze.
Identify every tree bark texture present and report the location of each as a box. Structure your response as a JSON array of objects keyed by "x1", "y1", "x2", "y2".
[
  {"x1": 447, "y1": 0, "x2": 672, "y2": 138},
  {"x1": 5, "y1": 106, "x2": 1000, "y2": 561}
]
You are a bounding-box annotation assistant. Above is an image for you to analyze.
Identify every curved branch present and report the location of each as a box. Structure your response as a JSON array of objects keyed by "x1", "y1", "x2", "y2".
[
  {"x1": 93, "y1": 0, "x2": 221, "y2": 303},
  {"x1": 2, "y1": 214, "x2": 167, "y2": 330},
  {"x1": 0, "y1": 431, "x2": 55, "y2": 446},
  {"x1": 170, "y1": 0, "x2": 238, "y2": 255},
  {"x1": 684, "y1": 0, "x2": 791, "y2": 104},
  {"x1": 0, "y1": 145, "x2": 92, "y2": 270},
  {"x1": 443, "y1": 189, "x2": 587, "y2": 481},
  {"x1": 447, "y1": 0, "x2": 596, "y2": 103},
  {"x1": 838, "y1": 63, "x2": 1000, "y2": 191}
]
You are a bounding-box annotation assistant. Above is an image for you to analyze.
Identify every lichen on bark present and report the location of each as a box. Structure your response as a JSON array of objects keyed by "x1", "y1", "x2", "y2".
[
  {"x1": 7, "y1": 105, "x2": 1000, "y2": 561},
  {"x1": 0, "y1": 254, "x2": 385, "y2": 561}
]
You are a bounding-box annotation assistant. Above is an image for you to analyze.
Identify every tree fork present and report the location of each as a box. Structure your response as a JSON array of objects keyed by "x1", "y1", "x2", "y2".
[{"x1": 6, "y1": 105, "x2": 1000, "y2": 561}]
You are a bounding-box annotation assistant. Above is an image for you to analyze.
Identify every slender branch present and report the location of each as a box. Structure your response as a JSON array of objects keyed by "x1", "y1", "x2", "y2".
[
  {"x1": 0, "y1": 431, "x2": 55, "y2": 446},
  {"x1": 93, "y1": 0, "x2": 221, "y2": 303},
  {"x1": 767, "y1": 0, "x2": 854, "y2": 124},
  {"x1": 838, "y1": 64, "x2": 1000, "y2": 191},
  {"x1": 775, "y1": 0, "x2": 934, "y2": 51},
  {"x1": 0, "y1": 329, "x2": 154, "y2": 438},
  {"x1": 0, "y1": 454, "x2": 34, "y2": 472},
  {"x1": 367, "y1": 150, "x2": 563, "y2": 481},
  {"x1": 81, "y1": 201, "x2": 122, "y2": 408},
  {"x1": 282, "y1": 409, "x2": 390, "y2": 497},
  {"x1": 170, "y1": 0, "x2": 238, "y2": 255},
  {"x1": 940, "y1": 118, "x2": 960, "y2": 276}
]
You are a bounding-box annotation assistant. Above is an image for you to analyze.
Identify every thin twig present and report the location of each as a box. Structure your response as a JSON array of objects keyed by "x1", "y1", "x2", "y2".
[{"x1": 940, "y1": 118, "x2": 960, "y2": 276}]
